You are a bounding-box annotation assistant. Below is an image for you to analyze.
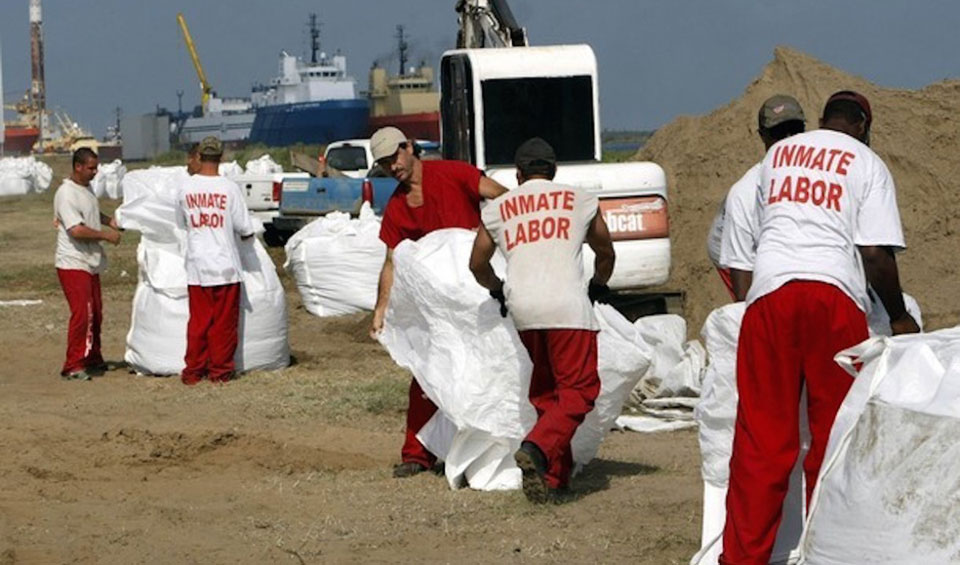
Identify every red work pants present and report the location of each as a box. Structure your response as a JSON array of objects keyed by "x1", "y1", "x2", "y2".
[
  {"x1": 183, "y1": 283, "x2": 241, "y2": 384},
  {"x1": 519, "y1": 328, "x2": 601, "y2": 489},
  {"x1": 720, "y1": 281, "x2": 868, "y2": 565},
  {"x1": 401, "y1": 378, "x2": 439, "y2": 467},
  {"x1": 57, "y1": 269, "x2": 104, "y2": 375}
]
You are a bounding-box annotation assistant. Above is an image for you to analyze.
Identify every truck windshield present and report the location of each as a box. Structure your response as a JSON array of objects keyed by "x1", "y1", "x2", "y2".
[
  {"x1": 481, "y1": 75, "x2": 595, "y2": 166},
  {"x1": 326, "y1": 146, "x2": 368, "y2": 171}
]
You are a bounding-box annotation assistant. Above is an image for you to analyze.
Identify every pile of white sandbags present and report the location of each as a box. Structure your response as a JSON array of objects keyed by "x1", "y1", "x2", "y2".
[
  {"x1": 244, "y1": 154, "x2": 283, "y2": 175},
  {"x1": 91, "y1": 159, "x2": 127, "y2": 199},
  {"x1": 115, "y1": 167, "x2": 289, "y2": 376},
  {"x1": 379, "y1": 228, "x2": 652, "y2": 491},
  {"x1": 802, "y1": 327, "x2": 960, "y2": 563},
  {"x1": 284, "y1": 203, "x2": 385, "y2": 317},
  {"x1": 0, "y1": 156, "x2": 53, "y2": 196},
  {"x1": 218, "y1": 161, "x2": 244, "y2": 178}
]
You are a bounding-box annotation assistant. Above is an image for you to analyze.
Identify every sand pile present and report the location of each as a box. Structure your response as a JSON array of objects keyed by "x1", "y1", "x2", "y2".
[{"x1": 637, "y1": 46, "x2": 960, "y2": 335}]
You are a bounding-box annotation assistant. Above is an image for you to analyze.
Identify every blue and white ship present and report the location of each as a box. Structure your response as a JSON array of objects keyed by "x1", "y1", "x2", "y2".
[{"x1": 179, "y1": 15, "x2": 369, "y2": 146}]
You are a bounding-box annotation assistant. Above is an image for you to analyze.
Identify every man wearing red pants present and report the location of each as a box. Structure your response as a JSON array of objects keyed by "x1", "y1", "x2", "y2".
[
  {"x1": 54, "y1": 148, "x2": 122, "y2": 380},
  {"x1": 470, "y1": 137, "x2": 615, "y2": 502},
  {"x1": 720, "y1": 92, "x2": 920, "y2": 563},
  {"x1": 369, "y1": 126, "x2": 507, "y2": 478},
  {"x1": 175, "y1": 136, "x2": 255, "y2": 385}
]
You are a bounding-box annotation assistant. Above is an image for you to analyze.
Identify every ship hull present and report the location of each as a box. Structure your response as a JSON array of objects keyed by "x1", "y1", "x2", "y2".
[
  {"x1": 249, "y1": 99, "x2": 369, "y2": 147},
  {"x1": 3, "y1": 127, "x2": 40, "y2": 154},
  {"x1": 369, "y1": 111, "x2": 440, "y2": 141}
]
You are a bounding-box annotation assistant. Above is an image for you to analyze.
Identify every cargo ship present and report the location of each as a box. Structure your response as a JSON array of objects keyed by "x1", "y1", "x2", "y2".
[
  {"x1": 3, "y1": 126, "x2": 40, "y2": 155},
  {"x1": 367, "y1": 27, "x2": 440, "y2": 141},
  {"x1": 179, "y1": 14, "x2": 368, "y2": 147}
]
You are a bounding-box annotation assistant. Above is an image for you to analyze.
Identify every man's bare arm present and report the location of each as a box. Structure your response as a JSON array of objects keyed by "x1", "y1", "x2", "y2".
[
  {"x1": 730, "y1": 268, "x2": 753, "y2": 302},
  {"x1": 585, "y1": 212, "x2": 615, "y2": 285},
  {"x1": 469, "y1": 225, "x2": 502, "y2": 291},
  {"x1": 859, "y1": 245, "x2": 919, "y2": 335},
  {"x1": 68, "y1": 223, "x2": 121, "y2": 245},
  {"x1": 99, "y1": 212, "x2": 119, "y2": 230},
  {"x1": 370, "y1": 248, "x2": 395, "y2": 336},
  {"x1": 478, "y1": 176, "x2": 508, "y2": 200}
]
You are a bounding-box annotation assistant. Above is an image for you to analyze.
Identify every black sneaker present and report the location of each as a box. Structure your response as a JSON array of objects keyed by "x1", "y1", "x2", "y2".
[
  {"x1": 392, "y1": 461, "x2": 429, "y2": 478},
  {"x1": 61, "y1": 370, "x2": 92, "y2": 382},
  {"x1": 514, "y1": 441, "x2": 550, "y2": 503}
]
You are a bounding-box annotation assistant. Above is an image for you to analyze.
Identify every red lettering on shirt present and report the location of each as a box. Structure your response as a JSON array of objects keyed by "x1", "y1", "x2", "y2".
[
  {"x1": 777, "y1": 176, "x2": 794, "y2": 202},
  {"x1": 836, "y1": 152, "x2": 855, "y2": 176},
  {"x1": 794, "y1": 176, "x2": 810, "y2": 203},
  {"x1": 809, "y1": 149, "x2": 827, "y2": 171},
  {"x1": 562, "y1": 191, "x2": 575, "y2": 211},
  {"x1": 811, "y1": 180, "x2": 827, "y2": 205},
  {"x1": 796, "y1": 146, "x2": 815, "y2": 168},
  {"x1": 827, "y1": 183, "x2": 843, "y2": 211},
  {"x1": 557, "y1": 217, "x2": 571, "y2": 240}
]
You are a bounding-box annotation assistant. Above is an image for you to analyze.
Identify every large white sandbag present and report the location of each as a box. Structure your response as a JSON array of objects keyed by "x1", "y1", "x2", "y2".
[
  {"x1": 244, "y1": 154, "x2": 283, "y2": 175},
  {"x1": 571, "y1": 303, "x2": 652, "y2": 465},
  {"x1": 632, "y1": 314, "x2": 705, "y2": 402},
  {"x1": 218, "y1": 161, "x2": 243, "y2": 178},
  {"x1": 283, "y1": 204, "x2": 385, "y2": 316},
  {"x1": 379, "y1": 228, "x2": 535, "y2": 490},
  {"x1": 800, "y1": 328, "x2": 960, "y2": 564},
  {"x1": 91, "y1": 159, "x2": 127, "y2": 199},
  {"x1": 0, "y1": 157, "x2": 52, "y2": 195}
]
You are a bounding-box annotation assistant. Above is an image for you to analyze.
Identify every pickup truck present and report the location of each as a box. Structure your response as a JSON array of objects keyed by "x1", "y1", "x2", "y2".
[{"x1": 233, "y1": 171, "x2": 310, "y2": 246}]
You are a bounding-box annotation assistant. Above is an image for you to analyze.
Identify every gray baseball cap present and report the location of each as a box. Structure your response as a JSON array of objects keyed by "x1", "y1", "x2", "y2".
[
  {"x1": 370, "y1": 126, "x2": 408, "y2": 161},
  {"x1": 758, "y1": 95, "x2": 805, "y2": 129}
]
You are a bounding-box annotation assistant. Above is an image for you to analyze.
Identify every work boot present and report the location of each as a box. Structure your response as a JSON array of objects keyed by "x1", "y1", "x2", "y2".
[
  {"x1": 515, "y1": 441, "x2": 550, "y2": 503},
  {"x1": 392, "y1": 461, "x2": 429, "y2": 478},
  {"x1": 180, "y1": 373, "x2": 204, "y2": 386}
]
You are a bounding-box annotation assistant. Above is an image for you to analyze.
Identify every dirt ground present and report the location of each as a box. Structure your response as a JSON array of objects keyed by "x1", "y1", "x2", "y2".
[{"x1": 0, "y1": 160, "x2": 702, "y2": 564}]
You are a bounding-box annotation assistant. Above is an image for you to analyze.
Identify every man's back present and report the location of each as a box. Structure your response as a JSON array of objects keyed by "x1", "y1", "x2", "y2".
[
  {"x1": 481, "y1": 179, "x2": 597, "y2": 331},
  {"x1": 749, "y1": 129, "x2": 904, "y2": 309},
  {"x1": 177, "y1": 175, "x2": 253, "y2": 286}
]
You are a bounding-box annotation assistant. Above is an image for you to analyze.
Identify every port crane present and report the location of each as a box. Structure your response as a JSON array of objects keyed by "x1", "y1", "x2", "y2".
[{"x1": 177, "y1": 12, "x2": 213, "y2": 113}]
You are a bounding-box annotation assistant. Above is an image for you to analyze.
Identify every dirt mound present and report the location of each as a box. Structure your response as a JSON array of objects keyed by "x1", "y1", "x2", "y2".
[{"x1": 637, "y1": 46, "x2": 960, "y2": 335}]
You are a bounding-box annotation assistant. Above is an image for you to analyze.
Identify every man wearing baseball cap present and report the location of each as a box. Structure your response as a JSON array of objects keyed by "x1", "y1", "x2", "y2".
[
  {"x1": 720, "y1": 91, "x2": 919, "y2": 564},
  {"x1": 469, "y1": 137, "x2": 615, "y2": 502},
  {"x1": 175, "y1": 136, "x2": 255, "y2": 385},
  {"x1": 369, "y1": 126, "x2": 508, "y2": 478},
  {"x1": 709, "y1": 94, "x2": 806, "y2": 300}
]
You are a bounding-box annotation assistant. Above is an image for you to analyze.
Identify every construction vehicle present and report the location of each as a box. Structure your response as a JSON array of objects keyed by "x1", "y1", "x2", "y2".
[{"x1": 442, "y1": 1, "x2": 673, "y2": 310}]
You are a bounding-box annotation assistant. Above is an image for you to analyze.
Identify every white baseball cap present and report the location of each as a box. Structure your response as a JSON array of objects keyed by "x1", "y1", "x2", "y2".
[{"x1": 370, "y1": 126, "x2": 408, "y2": 162}]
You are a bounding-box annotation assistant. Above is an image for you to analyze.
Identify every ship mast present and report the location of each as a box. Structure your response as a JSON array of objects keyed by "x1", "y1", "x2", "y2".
[
  {"x1": 396, "y1": 25, "x2": 408, "y2": 77},
  {"x1": 29, "y1": 0, "x2": 45, "y2": 143},
  {"x1": 308, "y1": 13, "x2": 321, "y2": 64}
]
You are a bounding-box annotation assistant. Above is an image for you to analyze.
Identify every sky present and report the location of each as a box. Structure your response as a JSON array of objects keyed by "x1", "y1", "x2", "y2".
[{"x1": 2, "y1": 0, "x2": 959, "y2": 139}]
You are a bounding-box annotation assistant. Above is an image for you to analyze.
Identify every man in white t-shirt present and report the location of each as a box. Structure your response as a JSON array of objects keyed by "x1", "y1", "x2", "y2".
[
  {"x1": 53, "y1": 148, "x2": 123, "y2": 380},
  {"x1": 469, "y1": 137, "x2": 616, "y2": 503},
  {"x1": 712, "y1": 95, "x2": 806, "y2": 301},
  {"x1": 175, "y1": 136, "x2": 255, "y2": 385},
  {"x1": 720, "y1": 91, "x2": 920, "y2": 565}
]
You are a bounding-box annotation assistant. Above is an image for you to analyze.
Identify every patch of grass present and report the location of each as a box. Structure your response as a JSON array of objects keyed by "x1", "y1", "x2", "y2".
[
  {"x1": 601, "y1": 149, "x2": 637, "y2": 163},
  {"x1": 0, "y1": 263, "x2": 61, "y2": 294},
  {"x1": 342, "y1": 377, "x2": 408, "y2": 416}
]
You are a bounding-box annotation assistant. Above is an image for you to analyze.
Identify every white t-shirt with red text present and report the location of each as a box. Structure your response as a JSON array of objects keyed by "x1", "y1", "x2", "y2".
[
  {"x1": 718, "y1": 162, "x2": 762, "y2": 271},
  {"x1": 742, "y1": 129, "x2": 905, "y2": 310},
  {"x1": 481, "y1": 179, "x2": 599, "y2": 331},
  {"x1": 176, "y1": 175, "x2": 255, "y2": 287}
]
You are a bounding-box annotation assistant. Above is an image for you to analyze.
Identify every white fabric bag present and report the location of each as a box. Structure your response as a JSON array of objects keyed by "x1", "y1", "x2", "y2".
[
  {"x1": 244, "y1": 154, "x2": 283, "y2": 175},
  {"x1": 283, "y1": 204, "x2": 385, "y2": 317},
  {"x1": 800, "y1": 328, "x2": 960, "y2": 565},
  {"x1": 91, "y1": 159, "x2": 127, "y2": 199}
]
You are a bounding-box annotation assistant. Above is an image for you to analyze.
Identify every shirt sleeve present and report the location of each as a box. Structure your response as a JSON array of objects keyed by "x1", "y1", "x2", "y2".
[
  {"x1": 452, "y1": 161, "x2": 483, "y2": 203},
  {"x1": 854, "y1": 156, "x2": 905, "y2": 250},
  {"x1": 229, "y1": 182, "x2": 255, "y2": 237},
  {"x1": 378, "y1": 198, "x2": 404, "y2": 249},
  {"x1": 55, "y1": 187, "x2": 85, "y2": 230},
  {"x1": 719, "y1": 166, "x2": 762, "y2": 270}
]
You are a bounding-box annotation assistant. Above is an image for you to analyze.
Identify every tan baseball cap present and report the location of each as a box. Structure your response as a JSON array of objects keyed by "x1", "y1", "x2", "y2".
[
  {"x1": 197, "y1": 135, "x2": 223, "y2": 156},
  {"x1": 758, "y1": 95, "x2": 805, "y2": 129},
  {"x1": 370, "y1": 126, "x2": 408, "y2": 161}
]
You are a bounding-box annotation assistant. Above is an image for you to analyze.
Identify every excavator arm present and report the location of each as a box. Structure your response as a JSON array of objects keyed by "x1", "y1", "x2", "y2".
[
  {"x1": 176, "y1": 13, "x2": 213, "y2": 112},
  {"x1": 456, "y1": 0, "x2": 528, "y2": 49}
]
